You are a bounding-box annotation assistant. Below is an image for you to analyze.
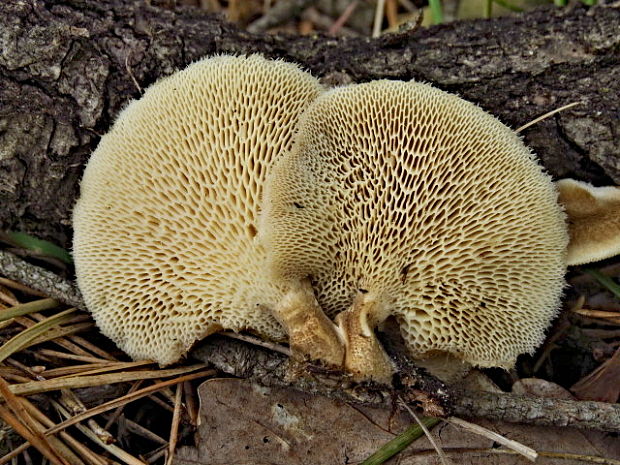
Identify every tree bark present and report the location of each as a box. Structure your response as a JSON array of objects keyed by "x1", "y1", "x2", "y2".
[{"x1": 1, "y1": 0, "x2": 619, "y2": 247}]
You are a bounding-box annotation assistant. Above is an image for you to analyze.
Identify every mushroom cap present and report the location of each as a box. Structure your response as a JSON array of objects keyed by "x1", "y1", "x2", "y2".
[
  {"x1": 73, "y1": 55, "x2": 323, "y2": 365},
  {"x1": 557, "y1": 178, "x2": 620, "y2": 266},
  {"x1": 262, "y1": 80, "x2": 568, "y2": 368}
]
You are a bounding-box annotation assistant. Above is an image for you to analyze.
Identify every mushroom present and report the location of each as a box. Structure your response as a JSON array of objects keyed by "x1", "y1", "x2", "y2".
[
  {"x1": 261, "y1": 80, "x2": 568, "y2": 382},
  {"x1": 73, "y1": 55, "x2": 344, "y2": 366},
  {"x1": 557, "y1": 178, "x2": 620, "y2": 266}
]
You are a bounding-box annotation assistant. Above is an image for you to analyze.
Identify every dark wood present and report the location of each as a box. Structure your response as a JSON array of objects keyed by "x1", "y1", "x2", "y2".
[{"x1": 1, "y1": 0, "x2": 619, "y2": 247}]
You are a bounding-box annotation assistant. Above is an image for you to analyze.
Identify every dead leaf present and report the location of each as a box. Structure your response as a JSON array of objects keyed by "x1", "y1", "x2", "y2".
[
  {"x1": 512, "y1": 378, "x2": 574, "y2": 400},
  {"x1": 571, "y1": 347, "x2": 620, "y2": 403},
  {"x1": 175, "y1": 379, "x2": 620, "y2": 465}
]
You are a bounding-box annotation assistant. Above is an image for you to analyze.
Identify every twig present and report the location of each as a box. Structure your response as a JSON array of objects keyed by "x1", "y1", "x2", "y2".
[
  {"x1": 446, "y1": 416, "x2": 537, "y2": 461},
  {"x1": 5, "y1": 358, "x2": 45, "y2": 381},
  {"x1": 0, "y1": 278, "x2": 48, "y2": 298},
  {"x1": 29, "y1": 322, "x2": 95, "y2": 346},
  {"x1": 154, "y1": 384, "x2": 176, "y2": 405},
  {"x1": 385, "y1": 0, "x2": 398, "y2": 28},
  {"x1": 221, "y1": 331, "x2": 291, "y2": 356},
  {"x1": 516, "y1": 101, "x2": 581, "y2": 133},
  {"x1": 400, "y1": 399, "x2": 451, "y2": 465},
  {"x1": 328, "y1": 0, "x2": 359, "y2": 35},
  {"x1": 64, "y1": 334, "x2": 117, "y2": 361},
  {"x1": 144, "y1": 445, "x2": 167, "y2": 464},
  {"x1": 372, "y1": 0, "x2": 386, "y2": 37},
  {"x1": 451, "y1": 389, "x2": 620, "y2": 432},
  {"x1": 572, "y1": 308, "x2": 620, "y2": 320},
  {"x1": 39, "y1": 364, "x2": 113, "y2": 379},
  {"x1": 182, "y1": 381, "x2": 198, "y2": 426},
  {"x1": 165, "y1": 384, "x2": 183, "y2": 465},
  {"x1": 56, "y1": 361, "x2": 154, "y2": 379},
  {"x1": 104, "y1": 381, "x2": 144, "y2": 430},
  {"x1": 397, "y1": 447, "x2": 620, "y2": 464},
  {"x1": 0, "y1": 251, "x2": 84, "y2": 309},
  {"x1": 116, "y1": 415, "x2": 167, "y2": 445},
  {"x1": 147, "y1": 393, "x2": 174, "y2": 413},
  {"x1": 0, "y1": 441, "x2": 27, "y2": 465},
  {"x1": 194, "y1": 336, "x2": 450, "y2": 416},
  {"x1": 398, "y1": 0, "x2": 417, "y2": 12},
  {"x1": 0, "y1": 405, "x2": 67, "y2": 465},
  {"x1": 0, "y1": 287, "x2": 19, "y2": 306},
  {"x1": 37, "y1": 349, "x2": 114, "y2": 364},
  {"x1": 52, "y1": 401, "x2": 145, "y2": 465},
  {"x1": 194, "y1": 337, "x2": 620, "y2": 432},
  {"x1": 125, "y1": 53, "x2": 142, "y2": 94},
  {"x1": 247, "y1": 0, "x2": 318, "y2": 33},
  {"x1": 301, "y1": 8, "x2": 359, "y2": 36},
  {"x1": 582, "y1": 328, "x2": 620, "y2": 339}
]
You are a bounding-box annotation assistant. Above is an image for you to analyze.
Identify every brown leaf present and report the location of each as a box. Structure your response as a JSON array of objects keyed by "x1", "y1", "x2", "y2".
[
  {"x1": 512, "y1": 378, "x2": 574, "y2": 400},
  {"x1": 176, "y1": 378, "x2": 620, "y2": 465},
  {"x1": 571, "y1": 347, "x2": 620, "y2": 403}
]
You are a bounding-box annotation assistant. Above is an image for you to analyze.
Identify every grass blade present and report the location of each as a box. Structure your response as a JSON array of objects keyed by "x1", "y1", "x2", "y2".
[
  {"x1": 0, "y1": 308, "x2": 77, "y2": 363},
  {"x1": 0, "y1": 298, "x2": 60, "y2": 322},
  {"x1": 492, "y1": 0, "x2": 523, "y2": 12},
  {"x1": 428, "y1": 0, "x2": 443, "y2": 24},
  {"x1": 584, "y1": 268, "x2": 620, "y2": 300},
  {"x1": 361, "y1": 417, "x2": 441, "y2": 465},
  {"x1": 483, "y1": 0, "x2": 492, "y2": 18},
  {"x1": 3, "y1": 232, "x2": 73, "y2": 265}
]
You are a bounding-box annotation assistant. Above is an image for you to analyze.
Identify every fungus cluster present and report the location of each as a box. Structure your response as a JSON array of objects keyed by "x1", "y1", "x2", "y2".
[{"x1": 74, "y1": 55, "x2": 619, "y2": 381}]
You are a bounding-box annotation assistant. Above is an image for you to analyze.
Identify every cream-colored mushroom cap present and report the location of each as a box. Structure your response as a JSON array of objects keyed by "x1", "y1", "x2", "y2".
[
  {"x1": 73, "y1": 55, "x2": 323, "y2": 365},
  {"x1": 557, "y1": 178, "x2": 620, "y2": 266},
  {"x1": 262, "y1": 80, "x2": 568, "y2": 375}
]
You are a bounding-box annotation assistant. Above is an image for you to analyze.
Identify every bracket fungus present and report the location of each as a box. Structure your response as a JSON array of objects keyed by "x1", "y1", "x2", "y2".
[
  {"x1": 262, "y1": 80, "x2": 569, "y2": 382},
  {"x1": 72, "y1": 55, "x2": 346, "y2": 365},
  {"x1": 73, "y1": 53, "x2": 619, "y2": 381},
  {"x1": 557, "y1": 178, "x2": 620, "y2": 266}
]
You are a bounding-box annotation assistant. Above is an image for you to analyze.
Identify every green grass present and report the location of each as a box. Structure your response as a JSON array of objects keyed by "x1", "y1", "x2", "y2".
[
  {"x1": 360, "y1": 417, "x2": 441, "y2": 465},
  {"x1": 583, "y1": 268, "x2": 620, "y2": 300},
  {"x1": 429, "y1": 0, "x2": 444, "y2": 24},
  {"x1": 2, "y1": 231, "x2": 73, "y2": 265}
]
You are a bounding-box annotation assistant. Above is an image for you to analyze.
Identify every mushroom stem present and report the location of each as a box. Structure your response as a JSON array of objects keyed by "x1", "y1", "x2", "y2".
[
  {"x1": 273, "y1": 279, "x2": 345, "y2": 367},
  {"x1": 335, "y1": 294, "x2": 395, "y2": 383}
]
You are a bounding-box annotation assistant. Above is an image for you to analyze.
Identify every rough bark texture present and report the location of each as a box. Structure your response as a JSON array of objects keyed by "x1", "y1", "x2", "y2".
[
  {"x1": 0, "y1": 0, "x2": 619, "y2": 247},
  {"x1": 0, "y1": 250, "x2": 84, "y2": 309},
  {"x1": 194, "y1": 336, "x2": 620, "y2": 432}
]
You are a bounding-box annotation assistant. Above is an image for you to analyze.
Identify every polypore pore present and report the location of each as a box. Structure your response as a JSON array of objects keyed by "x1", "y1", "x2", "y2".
[
  {"x1": 262, "y1": 80, "x2": 568, "y2": 382},
  {"x1": 557, "y1": 178, "x2": 620, "y2": 266},
  {"x1": 73, "y1": 55, "x2": 343, "y2": 366}
]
